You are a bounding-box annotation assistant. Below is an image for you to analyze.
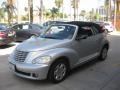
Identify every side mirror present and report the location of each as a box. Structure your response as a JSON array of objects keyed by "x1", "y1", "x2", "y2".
[{"x1": 76, "y1": 35, "x2": 88, "y2": 41}]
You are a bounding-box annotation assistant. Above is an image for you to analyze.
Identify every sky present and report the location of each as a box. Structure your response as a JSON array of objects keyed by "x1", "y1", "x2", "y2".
[{"x1": 0, "y1": 0, "x2": 105, "y2": 15}]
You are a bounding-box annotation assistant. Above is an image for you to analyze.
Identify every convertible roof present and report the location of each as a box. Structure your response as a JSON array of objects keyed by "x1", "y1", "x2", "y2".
[{"x1": 65, "y1": 21, "x2": 99, "y2": 27}]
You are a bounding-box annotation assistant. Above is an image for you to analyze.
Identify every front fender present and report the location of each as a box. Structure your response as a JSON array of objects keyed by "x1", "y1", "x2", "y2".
[{"x1": 45, "y1": 48, "x2": 79, "y2": 69}]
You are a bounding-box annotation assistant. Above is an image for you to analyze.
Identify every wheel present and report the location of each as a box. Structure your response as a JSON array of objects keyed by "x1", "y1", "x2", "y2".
[
  {"x1": 99, "y1": 46, "x2": 108, "y2": 61},
  {"x1": 48, "y1": 60, "x2": 69, "y2": 83}
]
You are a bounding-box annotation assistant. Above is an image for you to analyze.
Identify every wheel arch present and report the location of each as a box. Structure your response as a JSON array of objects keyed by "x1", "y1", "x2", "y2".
[
  {"x1": 47, "y1": 56, "x2": 71, "y2": 81},
  {"x1": 103, "y1": 43, "x2": 109, "y2": 50}
]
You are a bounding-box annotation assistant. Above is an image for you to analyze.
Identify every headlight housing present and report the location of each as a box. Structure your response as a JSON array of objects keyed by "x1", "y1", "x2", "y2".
[{"x1": 32, "y1": 56, "x2": 51, "y2": 64}]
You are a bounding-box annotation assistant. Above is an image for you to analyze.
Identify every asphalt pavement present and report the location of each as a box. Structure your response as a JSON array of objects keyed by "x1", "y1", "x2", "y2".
[{"x1": 0, "y1": 32, "x2": 120, "y2": 90}]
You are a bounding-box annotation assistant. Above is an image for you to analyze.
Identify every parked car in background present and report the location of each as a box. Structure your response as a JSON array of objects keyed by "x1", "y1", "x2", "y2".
[
  {"x1": 11, "y1": 23, "x2": 43, "y2": 42},
  {"x1": 95, "y1": 21, "x2": 114, "y2": 32},
  {"x1": 0, "y1": 23, "x2": 15, "y2": 46},
  {"x1": 9, "y1": 21, "x2": 109, "y2": 83},
  {"x1": 104, "y1": 22, "x2": 114, "y2": 32}
]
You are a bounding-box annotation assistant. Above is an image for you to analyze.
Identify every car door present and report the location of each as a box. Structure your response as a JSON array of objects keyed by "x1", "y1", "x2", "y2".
[
  {"x1": 12, "y1": 24, "x2": 31, "y2": 41},
  {"x1": 20, "y1": 24, "x2": 32, "y2": 40},
  {"x1": 73, "y1": 25, "x2": 100, "y2": 65},
  {"x1": 12, "y1": 24, "x2": 23, "y2": 41}
]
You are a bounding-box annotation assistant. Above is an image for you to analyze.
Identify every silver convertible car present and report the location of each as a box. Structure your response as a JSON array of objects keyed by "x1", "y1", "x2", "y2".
[{"x1": 9, "y1": 21, "x2": 109, "y2": 83}]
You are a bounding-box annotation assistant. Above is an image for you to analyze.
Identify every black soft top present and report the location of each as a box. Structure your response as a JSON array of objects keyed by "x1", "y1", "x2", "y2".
[
  {"x1": 65, "y1": 21, "x2": 99, "y2": 27},
  {"x1": 64, "y1": 21, "x2": 103, "y2": 33}
]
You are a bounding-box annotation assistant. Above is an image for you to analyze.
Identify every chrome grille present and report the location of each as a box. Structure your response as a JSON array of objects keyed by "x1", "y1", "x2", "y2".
[{"x1": 15, "y1": 50, "x2": 28, "y2": 62}]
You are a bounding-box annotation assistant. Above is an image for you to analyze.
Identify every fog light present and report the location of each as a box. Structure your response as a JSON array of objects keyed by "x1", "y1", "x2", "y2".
[{"x1": 32, "y1": 73, "x2": 39, "y2": 78}]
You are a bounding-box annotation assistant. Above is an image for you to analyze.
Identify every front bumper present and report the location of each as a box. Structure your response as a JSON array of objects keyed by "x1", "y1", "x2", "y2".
[{"x1": 9, "y1": 61, "x2": 49, "y2": 80}]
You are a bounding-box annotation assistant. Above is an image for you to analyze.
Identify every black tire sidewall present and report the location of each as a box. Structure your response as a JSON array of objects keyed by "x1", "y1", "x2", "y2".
[
  {"x1": 99, "y1": 47, "x2": 108, "y2": 60},
  {"x1": 48, "y1": 60, "x2": 69, "y2": 83}
]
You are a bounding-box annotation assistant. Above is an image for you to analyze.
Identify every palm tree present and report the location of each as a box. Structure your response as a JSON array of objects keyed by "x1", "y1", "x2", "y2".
[
  {"x1": 37, "y1": 7, "x2": 42, "y2": 23},
  {"x1": 71, "y1": 0, "x2": 80, "y2": 20},
  {"x1": 50, "y1": 7, "x2": 59, "y2": 20},
  {"x1": 55, "y1": 0, "x2": 63, "y2": 19},
  {"x1": 1, "y1": 0, "x2": 16, "y2": 24},
  {"x1": 44, "y1": 10, "x2": 51, "y2": 20},
  {"x1": 28, "y1": 0, "x2": 33, "y2": 23},
  {"x1": 37, "y1": 6, "x2": 46, "y2": 23},
  {"x1": 55, "y1": 0, "x2": 63, "y2": 9},
  {"x1": 38, "y1": 0, "x2": 43, "y2": 23}
]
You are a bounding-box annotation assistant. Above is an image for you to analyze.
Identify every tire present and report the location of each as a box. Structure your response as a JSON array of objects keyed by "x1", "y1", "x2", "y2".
[
  {"x1": 48, "y1": 60, "x2": 69, "y2": 83},
  {"x1": 99, "y1": 46, "x2": 108, "y2": 61}
]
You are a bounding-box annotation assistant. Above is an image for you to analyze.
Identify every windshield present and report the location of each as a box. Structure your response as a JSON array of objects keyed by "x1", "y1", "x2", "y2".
[{"x1": 40, "y1": 25, "x2": 76, "y2": 40}]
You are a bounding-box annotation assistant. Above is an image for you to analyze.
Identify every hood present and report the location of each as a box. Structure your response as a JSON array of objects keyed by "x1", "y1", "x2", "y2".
[{"x1": 16, "y1": 37, "x2": 70, "y2": 52}]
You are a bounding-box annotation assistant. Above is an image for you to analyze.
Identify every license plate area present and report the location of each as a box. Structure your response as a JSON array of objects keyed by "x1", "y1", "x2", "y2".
[{"x1": 8, "y1": 33, "x2": 13, "y2": 37}]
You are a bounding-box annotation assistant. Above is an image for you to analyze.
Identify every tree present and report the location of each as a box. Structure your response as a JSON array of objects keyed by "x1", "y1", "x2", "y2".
[
  {"x1": 37, "y1": 7, "x2": 42, "y2": 23},
  {"x1": 28, "y1": 0, "x2": 33, "y2": 23},
  {"x1": 21, "y1": 14, "x2": 29, "y2": 21},
  {"x1": 1, "y1": 1, "x2": 16, "y2": 24},
  {"x1": 55, "y1": 0, "x2": 63, "y2": 9},
  {"x1": 44, "y1": 10, "x2": 51, "y2": 20},
  {"x1": 55, "y1": 0, "x2": 63, "y2": 19},
  {"x1": 86, "y1": 9, "x2": 100, "y2": 21},
  {"x1": 59, "y1": 13, "x2": 67, "y2": 18},
  {"x1": 104, "y1": 0, "x2": 112, "y2": 21},
  {"x1": 39, "y1": 0, "x2": 43, "y2": 23},
  {"x1": 0, "y1": 8, "x2": 4, "y2": 22},
  {"x1": 50, "y1": 7, "x2": 59, "y2": 20},
  {"x1": 71, "y1": 0, "x2": 80, "y2": 20}
]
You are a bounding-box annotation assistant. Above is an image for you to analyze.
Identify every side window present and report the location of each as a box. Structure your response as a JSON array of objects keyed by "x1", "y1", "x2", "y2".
[
  {"x1": 22, "y1": 25, "x2": 29, "y2": 29},
  {"x1": 77, "y1": 26, "x2": 93, "y2": 37},
  {"x1": 12, "y1": 25, "x2": 22, "y2": 30}
]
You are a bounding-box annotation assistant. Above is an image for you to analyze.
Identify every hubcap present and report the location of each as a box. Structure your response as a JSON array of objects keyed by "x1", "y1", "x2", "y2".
[
  {"x1": 54, "y1": 63, "x2": 67, "y2": 81},
  {"x1": 102, "y1": 48, "x2": 108, "y2": 59}
]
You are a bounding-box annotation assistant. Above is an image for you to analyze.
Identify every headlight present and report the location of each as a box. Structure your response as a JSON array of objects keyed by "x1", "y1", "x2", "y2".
[{"x1": 32, "y1": 56, "x2": 51, "y2": 64}]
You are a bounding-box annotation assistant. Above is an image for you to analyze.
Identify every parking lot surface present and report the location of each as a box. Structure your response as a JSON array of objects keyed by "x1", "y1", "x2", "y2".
[{"x1": 0, "y1": 33, "x2": 120, "y2": 90}]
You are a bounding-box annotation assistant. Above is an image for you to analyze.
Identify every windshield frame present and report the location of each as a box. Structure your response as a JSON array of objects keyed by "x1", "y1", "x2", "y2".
[{"x1": 40, "y1": 24, "x2": 78, "y2": 40}]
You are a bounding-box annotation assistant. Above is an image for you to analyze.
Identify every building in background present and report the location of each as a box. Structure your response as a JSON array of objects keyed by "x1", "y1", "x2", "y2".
[
  {"x1": 115, "y1": 0, "x2": 120, "y2": 30},
  {"x1": 97, "y1": 6, "x2": 106, "y2": 21}
]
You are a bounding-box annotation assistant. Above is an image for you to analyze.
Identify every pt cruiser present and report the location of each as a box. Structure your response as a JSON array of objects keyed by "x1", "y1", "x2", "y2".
[{"x1": 9, "y1": 21, "x2": 109, "y2": 83}]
